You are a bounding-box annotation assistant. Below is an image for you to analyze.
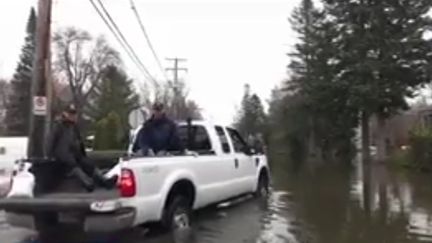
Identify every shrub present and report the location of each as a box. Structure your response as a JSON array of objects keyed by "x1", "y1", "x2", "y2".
[
  {"x1": 407, "y1": 126, "x2": 432, "y2": 171},
  {"x1": 93, "y1": 112, "x2": 124, "y2": 151}
]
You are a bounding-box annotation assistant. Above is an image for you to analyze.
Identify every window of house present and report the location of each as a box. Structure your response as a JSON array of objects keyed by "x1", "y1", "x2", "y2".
[{"x1": 215, "y1": 126, "x2": 231, "y2": 153}]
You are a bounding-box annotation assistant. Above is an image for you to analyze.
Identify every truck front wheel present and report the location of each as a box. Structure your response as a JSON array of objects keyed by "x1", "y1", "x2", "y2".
[{"x1": 161, "y1": 196, "x2": 192, "y2": 231}]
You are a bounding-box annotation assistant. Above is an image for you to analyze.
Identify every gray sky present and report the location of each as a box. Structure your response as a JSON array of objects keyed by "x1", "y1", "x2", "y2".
[{"x1": 0, "y1": 0, "x2": 299, "y2": 124}]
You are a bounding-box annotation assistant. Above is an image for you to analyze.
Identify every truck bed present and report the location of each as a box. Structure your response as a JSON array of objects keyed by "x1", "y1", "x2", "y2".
[{"x1": 0, "y1": 189, "x2": 120, "y2": 213}]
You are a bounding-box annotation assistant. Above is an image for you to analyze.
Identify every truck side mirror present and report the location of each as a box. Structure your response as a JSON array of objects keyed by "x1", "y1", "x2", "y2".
[{"x1": 242, "y1": 146, "x2": 255, "y2": 156}]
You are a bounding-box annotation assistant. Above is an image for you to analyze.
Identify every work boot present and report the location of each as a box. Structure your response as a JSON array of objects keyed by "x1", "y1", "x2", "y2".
[
  {"x1": 70, "y1": 167, "x2": 95, "y2": 192},
  {"x1": 92, "y1": 169, "x2": 118, "y2": 189}
]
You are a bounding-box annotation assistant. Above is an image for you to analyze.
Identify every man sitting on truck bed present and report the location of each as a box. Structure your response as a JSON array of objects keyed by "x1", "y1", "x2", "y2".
[
  {"x1": 46, "y1": 104, "x2": 118, "y2": 192},
  {"x1": 132, "y1": 102, "x2": 184, "y2": 156}
]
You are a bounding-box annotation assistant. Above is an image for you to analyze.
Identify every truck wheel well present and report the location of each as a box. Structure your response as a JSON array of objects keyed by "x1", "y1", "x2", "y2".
[
  {"x1": 165, "y1": 180, "x2": 196, "y2": 209},
  {"x1": 259, "y1": 168, "x2": 269, "y2": 184}
]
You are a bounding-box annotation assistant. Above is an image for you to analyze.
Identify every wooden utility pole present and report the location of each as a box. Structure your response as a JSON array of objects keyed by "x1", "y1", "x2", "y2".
[
  {"x1": 166, "y1": 58, "x2": 187, "y2": 120},
  {"x1": 166, "y1": 58, "x2": 188, "y2": 84},
  {"x1": 27, "y1": 0, "x2": 53, "y2": 159}
]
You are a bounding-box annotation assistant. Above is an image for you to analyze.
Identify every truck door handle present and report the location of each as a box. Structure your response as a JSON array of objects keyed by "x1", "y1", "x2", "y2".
[
  {"x1": 234, "y1": 159, "x2": 239, "y2": 169},
  {"x1": 255, "y1": 158, "x2": 260, "y2": 167}
]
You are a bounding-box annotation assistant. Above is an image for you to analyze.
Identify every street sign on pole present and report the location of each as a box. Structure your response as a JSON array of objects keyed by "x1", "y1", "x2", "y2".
[
  {"x1": 128, "y1": 108, "x2": 148, "y2": 130},
  {"x1": 33, "y1": 96, "x2": 47, "y2": 116}
]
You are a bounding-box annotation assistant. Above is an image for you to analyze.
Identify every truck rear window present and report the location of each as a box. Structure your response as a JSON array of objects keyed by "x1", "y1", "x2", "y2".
[{"x1": 178, "y1": 125, "x2": 214, "y2": 154}]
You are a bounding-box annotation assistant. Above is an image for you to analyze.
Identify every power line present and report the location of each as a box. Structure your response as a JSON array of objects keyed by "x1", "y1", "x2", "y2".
[
  {"x1": 88, "y1": 0, "x2": 158, "y2": 86},
  {"x1": 129, "y1": 0, "x2": 168, "y2": 82},
  {"x1": 95, "y1": 0, "x2": 158, "y2": 85},
  {"x1": 88, "y1": 0, "x2": 146, "y2": 79}
]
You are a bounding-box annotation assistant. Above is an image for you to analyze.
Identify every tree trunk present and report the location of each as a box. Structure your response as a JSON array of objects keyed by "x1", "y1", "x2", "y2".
[
  {"x1": 361, "y1": 111, "x2": 371, "y2": 164},
  {"x1": 362, "y1": 161, "x2": 372, "y2": 218},
  {"x1": 377, "y1": 165, "x2": 388, "y2": 224},
  {"x1": 307, "y1": 117, "x2": 320, "y2": 163},
  {"x1": 376, "y1": 116, "x2": 387, "y2": 163}
]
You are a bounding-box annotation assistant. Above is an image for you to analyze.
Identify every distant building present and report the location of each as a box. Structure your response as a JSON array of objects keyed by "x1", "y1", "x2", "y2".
[
  {"x1": 369, "y1": 106, "x2": 432, "y2": 153},
  {"x1": 354, "y1": 105, "x2": 432, "y2": 159},
  {"x1": 416, "y1": 108, "x2": 432, "y2": 129}
]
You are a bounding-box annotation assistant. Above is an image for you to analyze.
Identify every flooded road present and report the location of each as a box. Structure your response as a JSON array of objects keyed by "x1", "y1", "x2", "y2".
[{"x1": 2, "y1": 160, "x2": 432, "y2": 243}]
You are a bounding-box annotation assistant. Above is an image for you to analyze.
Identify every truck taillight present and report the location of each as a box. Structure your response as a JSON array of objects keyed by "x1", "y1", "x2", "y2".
[{"x1": 119, "y1": 169, "x2": 136, "y2": 198}]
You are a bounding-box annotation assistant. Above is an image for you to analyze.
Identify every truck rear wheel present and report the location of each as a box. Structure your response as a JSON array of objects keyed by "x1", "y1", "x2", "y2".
[
  {"x1": 34, "y1": 213, "x2": 58, "y2": 231},
  {"x1": 254, "y1": 172, "x2": 269, "y2": 198},
  {"x1": 161, "y1": 196, "x2": 192, "y2": 231}
]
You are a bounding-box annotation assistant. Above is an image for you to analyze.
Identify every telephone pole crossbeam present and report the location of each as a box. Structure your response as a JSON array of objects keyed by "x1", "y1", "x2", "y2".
[{"x1": 165, "y1": 57, "x2": 188, "y2": 83}]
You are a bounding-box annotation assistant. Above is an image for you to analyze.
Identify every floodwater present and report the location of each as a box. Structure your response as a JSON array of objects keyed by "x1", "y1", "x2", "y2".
[{"x1": 2, "y1": 158, "x2": 432, "y2": 243}]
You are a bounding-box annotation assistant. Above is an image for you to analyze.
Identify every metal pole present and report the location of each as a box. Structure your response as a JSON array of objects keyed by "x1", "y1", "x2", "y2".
[{"x1": 27, "y1": 0, "x2": 52, "y2": 159}]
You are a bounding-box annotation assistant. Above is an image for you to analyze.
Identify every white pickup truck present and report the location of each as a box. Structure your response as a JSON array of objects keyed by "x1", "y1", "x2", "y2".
[{"x1": 0, "y1": 120, "x2": 270, "y2": 234}]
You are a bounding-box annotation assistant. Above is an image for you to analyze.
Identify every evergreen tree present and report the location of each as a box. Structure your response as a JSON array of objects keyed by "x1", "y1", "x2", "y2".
[
  {"x1": 235, "y1": 84, "x2": 267, "y2": 139},
  {"x1": 286, "y1": 0, "x2": 358, "y2": 162},
  {"x1": 323, "y1": 0, "x2": 432, "y2": 161},
  {"x1": 88, "y1": 65, "x2": 140, "y2": 137},
  {"x1": 93, "y1": 112, "x2": 123, "y2": 150},
  {"x1": 4, "y1": 8, "x2": 36, "y2": 136},
  {"x1": 0, "y1": 79, "x2": 9, "y2": 135}
]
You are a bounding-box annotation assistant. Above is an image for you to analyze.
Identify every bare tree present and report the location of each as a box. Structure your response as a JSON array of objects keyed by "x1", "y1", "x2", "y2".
[
  {"x1": 139, "y1": 80, "x2": 202, "y2": 120},
  {"x1": 53, "y1": 27, "x2": 120, "y2": 120}
]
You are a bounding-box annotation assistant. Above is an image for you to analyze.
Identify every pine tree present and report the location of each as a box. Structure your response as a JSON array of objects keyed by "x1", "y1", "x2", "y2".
[
  {"x1": 269, "y1": 0, "x2": 360, "y2": 163},
  {"x1": 235, "y1": 84, "x2": 267, "y2": 139},
  {"x1": 323, "y1": 0, "x2": 432, "y2": 161},
  {"x1": 4, "y1": 8, "x2": 36, "y2": 136},
  {"x1": 93, "y1": 112, "x2": 123, "y2": 150},
  {"x1": 87, "y1": 65, "x2": 139, "y2": 147},
  {"x1": 0, "y1": 79, "x2": 10, "y2": 135}
]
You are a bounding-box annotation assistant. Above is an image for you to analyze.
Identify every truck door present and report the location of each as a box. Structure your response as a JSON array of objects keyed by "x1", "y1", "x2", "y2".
[
  {"x1": 177, "y1": 124, "x2": 236, "y2": 205},
  {"x1": 226, "y1": 128, "x2": 256, "y2": 194},
  {"x1": 213, "y1": 126, "x2": 240, "y2": 198}
]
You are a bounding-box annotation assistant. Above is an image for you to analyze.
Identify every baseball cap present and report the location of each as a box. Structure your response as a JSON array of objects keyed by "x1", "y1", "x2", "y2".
[
  {"x1": 63, "y1": 103, "x2": 77, "y2": 114},
  {"x1": 152, "y1": 102, "x2": 164, "y2": 111}
]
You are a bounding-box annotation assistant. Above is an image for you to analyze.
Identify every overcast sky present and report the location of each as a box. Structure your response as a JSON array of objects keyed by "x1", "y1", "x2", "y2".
[{"x1": 0, "y1": 0, "x2": 299, "y2": 124}]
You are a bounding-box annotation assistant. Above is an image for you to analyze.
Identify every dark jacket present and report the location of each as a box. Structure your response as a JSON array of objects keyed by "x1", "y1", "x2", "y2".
[
  {"x1": 47, "y1": 118, "x2": 87, "y2": 168},
  {"x1": 132, "y1": 115, "x2": 184, "y2": 154}
]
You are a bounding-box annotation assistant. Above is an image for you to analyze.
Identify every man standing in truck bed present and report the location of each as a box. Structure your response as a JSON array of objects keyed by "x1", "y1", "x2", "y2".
[
  {"x1": 132, "y1": 102, "x2": 184, "y2": 156},
  {"x1": 47, "y1": 104, "x2": 117, "y2": 192}
]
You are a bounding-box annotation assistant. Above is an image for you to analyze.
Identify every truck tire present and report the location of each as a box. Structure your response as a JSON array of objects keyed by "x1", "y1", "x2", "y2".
[
  {"x1": 161, "y1": 196, "x2": 192, "y2": 231},
  {"x1": 254, "y1": 172, "x2": 269, "y2": 198},
  {"x1": 34, "y1": 213, "x2": 58, "y2": 231}
]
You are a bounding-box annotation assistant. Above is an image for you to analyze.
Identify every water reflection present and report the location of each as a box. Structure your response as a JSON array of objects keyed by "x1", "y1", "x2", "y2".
[
  {"x1": 282, "y1": 161, "x2": 432, "y2": 243},
  {"x1": 4, "y1": 160, "x2": 432, "y2": 243}
]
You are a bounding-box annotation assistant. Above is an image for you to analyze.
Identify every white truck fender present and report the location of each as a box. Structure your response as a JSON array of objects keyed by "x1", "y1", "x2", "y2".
[
  {"x1": 156, "y1": 170, "x2": 198, "y2": 217},
  {"x1": 254, "y1": 156, "x2": 271, "y2": 188}
]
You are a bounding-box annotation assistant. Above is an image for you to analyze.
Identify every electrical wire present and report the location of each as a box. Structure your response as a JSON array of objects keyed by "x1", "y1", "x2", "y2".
[
  {"x1": 88, "y1": 0, "x2": 158, "y2": 86},
  {"x1": 129, "y1": 0, "x2": 169, "y2": 82}
]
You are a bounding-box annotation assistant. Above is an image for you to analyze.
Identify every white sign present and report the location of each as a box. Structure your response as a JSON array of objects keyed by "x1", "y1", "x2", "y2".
[
  {"x1": 128, "y1": 108, "x2": 148, "y2": 129},
  {"x1": 33, "y1": 96, "x2": 47, "y2": 116}
]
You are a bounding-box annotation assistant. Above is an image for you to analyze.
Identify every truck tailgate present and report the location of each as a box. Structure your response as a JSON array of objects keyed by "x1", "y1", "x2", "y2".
[{"x1": 0, "y1": 189, "x2": 121, "y2": 213}]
